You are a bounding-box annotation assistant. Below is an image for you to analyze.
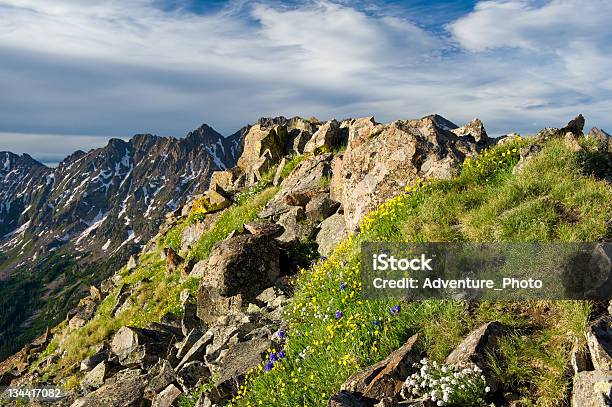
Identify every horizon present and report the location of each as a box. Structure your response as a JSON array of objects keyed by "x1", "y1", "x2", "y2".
[{"x1": 1, "y1": 0, "x2": 612, "y2": 163}]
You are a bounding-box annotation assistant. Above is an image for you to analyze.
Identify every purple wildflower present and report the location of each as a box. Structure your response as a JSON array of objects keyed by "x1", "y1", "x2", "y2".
[
  {"x1": 335, "y1": 310, "x2": 344, "y2": 320},
  {"x1": 340, "y1": 282, "x2": 347, "y2": 291},
  {"x1": 390, "y1": 305, "x2": 401, "y2": 316},
  {"x1": 269, "y1": 353, "x2": 279, "y2": 362},
  {"x1": 341, "y1": 259, "x2": 348, "y2": 268},
  {"x1": 264, "y1": 361, "x2": 274, "y2": 372},
  {"x1": 278, "y1": 350, "x2": 286, "y2": 359},
  {"x1": 372, "y1": 320, "x2": 381, "y2": 327},
  {"x1": 275, "y1": 329, "x2": 286, "y2": 339}
]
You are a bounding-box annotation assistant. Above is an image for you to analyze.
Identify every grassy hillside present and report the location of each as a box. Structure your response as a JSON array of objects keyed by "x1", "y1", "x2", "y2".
[
  {"x1": 31, "y1": 186, "x2": 279, "y2": 388},
  {"x1": 230, "y1": 137, "x2": 612, "y2": 406}
]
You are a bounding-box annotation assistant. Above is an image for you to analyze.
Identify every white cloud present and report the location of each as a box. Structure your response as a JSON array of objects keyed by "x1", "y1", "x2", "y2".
[{"x1": 0, "y1": 0, "x2": 611, "y2": 163}]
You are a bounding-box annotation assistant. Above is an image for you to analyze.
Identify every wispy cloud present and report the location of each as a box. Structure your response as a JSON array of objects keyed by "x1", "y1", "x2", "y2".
[{"x1": 0, "y1": 0, "x2": 610, "y2": 161}]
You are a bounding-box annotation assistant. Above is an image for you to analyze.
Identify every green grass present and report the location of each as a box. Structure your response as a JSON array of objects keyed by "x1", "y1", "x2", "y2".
[
  {"x1": 190, "y1": 187, "x2": 278, "y2": 261},
  {"x1": 232, "y1": 138, "x2": 612, "y2": 407},
  {"x1": 35, "y1": 185, "x2": 280, "y2": 385}
]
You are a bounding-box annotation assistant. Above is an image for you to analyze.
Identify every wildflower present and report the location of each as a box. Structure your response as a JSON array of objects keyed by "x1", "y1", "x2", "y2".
[
  {"x1": 335, "y1": 310, "x2": 344, "y2": 320},
  {"x1": 269, "y1": 353, "x2": 279, "y2": 362},
  {"x1": 264, "y1": 361, "x2": 274, "y2": 372},
  {"x1": 275, "y1": 329, "x2": 286, "y2": 340},
  {"x1": 390, "y1": 305, "x2": 401, "y2": 316},
  {"x1": 278, "y1": 350, "x2": 286, "y2": 359},
  {"x1": 485, "y1": 386, "x2": 490, "y2": 393},
  {"x1": 341, "y1": 259, "x2": 348, "y2": 268},
  {"x1": 340, "y1": 282, "x2": 347, "y2": 291},
  {"x1": 372, "y1": 320, "x2": 381, "y2": 327}
]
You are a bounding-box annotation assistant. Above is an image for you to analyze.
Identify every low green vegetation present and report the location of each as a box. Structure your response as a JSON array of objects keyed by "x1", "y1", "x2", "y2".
[
  {"x1": 232, "y1": 138, "x2": 612, "y2": 407},
  {"x1": 36, "y1": 184, "x2": 280, "y2": 385},
  {"x1": 190, "y1": 187, "x2": 278, "y2": 261}
]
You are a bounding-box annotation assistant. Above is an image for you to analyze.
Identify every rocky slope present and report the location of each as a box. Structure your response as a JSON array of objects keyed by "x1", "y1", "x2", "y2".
[
  {"x1": 0, "y1": 124, "x2": 242, "y2": 359},
  {"x1": 1, "y1": 113, "x2": 611, "y2": 406}
]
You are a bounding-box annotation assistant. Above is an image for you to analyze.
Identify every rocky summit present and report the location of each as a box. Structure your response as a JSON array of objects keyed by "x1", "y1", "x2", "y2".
[{"x1": 0, "y1": 114, "x2": 611, "y2": 407}]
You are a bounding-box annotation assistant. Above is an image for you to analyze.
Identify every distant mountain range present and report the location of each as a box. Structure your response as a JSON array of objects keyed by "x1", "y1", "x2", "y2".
[{"x1": 0, "y1": 122, "x2": 247, "y2": 358}]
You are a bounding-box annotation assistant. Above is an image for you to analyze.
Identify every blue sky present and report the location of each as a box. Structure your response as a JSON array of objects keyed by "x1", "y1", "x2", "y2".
[{"x1": 1, "y1": 0, "x2": 611, "y2": 164}]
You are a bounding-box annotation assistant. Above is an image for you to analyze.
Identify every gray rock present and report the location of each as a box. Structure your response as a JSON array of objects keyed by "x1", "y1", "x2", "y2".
[
  {"x1": 336, "y1": 116, "x2": 480, "y2": 231},
  {"x1": 327, "y1": 391, "x2": 368, "y2": 407},
  {"x1": 571, "y1": 370, "x2": 612, "y2": 407},
  {"x1": 305, "y1": 193, "x2": 341, "y2": 222},
  {"x1": 316, "y1": 213, "x2": 347, "y2": 257},
  {"x1": 276, "y1": 206, "x2": 318, "y2": 244},
  {"x1": 189, "y1": 260, "x2": 208, "y2": 278},
  {"x1": 145, "y1": 359, "x2": 177, "y2": 397},
  {"x1": 80, "y1": 345, "x2": 109, "y2": 372},
  {"x1": 152, "y1": 384, "x2": 182, "y2": 407},
  {"x1": 587, "y1": 316, "x2": 612, "y2": 371},
  {"x1": 304, "y1": 120, "x2": 340, "y2": 154},
  {"x1": 445, "y1": 321, "x2": 504, "y2": 392},
  {"x1": 176, "y1": 331, "x2": 214, "y2": 370},
  {"x1": 259, "y1": 154, "x2": 333, "y2": 219},
  {"x1": 177, "y1": 361, "x2": 210, "y2": 392},
  {"x1": 273, "y1": 157, "x2": 287, "y2": 186},
  {"x1": 110, "y1": 326, "x2": 172, "y2": 367},
  {"x1": 80, "y1": 362, "x2": 110, "y2": 392},
  {"x1": 196, "y1": 234, "x2": 280, "y2": 323},
  {"x1": 71, "y1": 368, "x2": 148, "y2": 407},
  {"x1": 176, "y1": 329, "x2": 204, "y2": 361},
  {"x1": 571, "y1": 338, "x2": 593, "y2": 374},
  {"x1": 127, "y1": 256, "x2": 138, "y2": 271}
]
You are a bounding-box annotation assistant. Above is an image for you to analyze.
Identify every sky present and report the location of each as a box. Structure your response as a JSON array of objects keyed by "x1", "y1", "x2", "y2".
[{"x1": 1, "y1": 0, "x2": 611, "y2": 165}]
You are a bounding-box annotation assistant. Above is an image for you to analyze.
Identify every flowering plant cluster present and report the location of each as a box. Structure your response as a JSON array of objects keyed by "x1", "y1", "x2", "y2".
[
  {"x1": 462, "y1": 142, "x2": 523, "y2": 182},
  {"x1": 401, "y1": 359, "x2": 489, "y2": 407}
]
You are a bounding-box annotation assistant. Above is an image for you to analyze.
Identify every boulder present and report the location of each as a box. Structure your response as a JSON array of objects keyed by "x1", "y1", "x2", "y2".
[
  {"x1": 177, "y1": 361, "x2": 210, "y2": 392},
  {"x1": 571, "y1": 370, "x2": 612, "y2": 407},
  {"x1": 337, "y1": 116, "x2": 481, "y2": 231},
  {"x1": 305, "y1": 193, "x2": 341, "y2": 222},
  {"x1": 80, "y1": 361, "x2": 111, "y2": 392},
  {"x1": 145, "y1": 359, "x2": 177, "y2": 397},
  {"x1": 197, "y1": 233, "x2": 280, "y2": 305},
  {"x1": 316, "y1": 213, "x2": 347, "y2": 257},
  {"x1": 110, "y1": 326, "x2": 172, "y2": 367},
  {"x1": 176, "y1": 331, "x2": 214, "y2": 370},
  {"x1": 152, "y1": 384, "x2": 182, "y2": 407},
  {"x1": 259, "y1": 154, "x2": 333, "y2": 219},
  {"x1": 563, "y1": 114, "x2": 585, "y2": 136},
  {"x1": 587, "y1": 127, "x2": 612, "y2": 151},
  {"x1": 451, "y1": 118, "x2": 488, "y2": 143},
  {"x1": 127, "y1": 255, "x2": 138, "y2": 271},
  {"x1": 80, "y1": 344, "x2": 109, "y2": 372},
  {"x1": 276, "y1": 206, "x2": 318, "y2": 244},
  {"x1": 197, "y1": 287, "x2": 243, "y2": 325},
  {"x1": 71, "y1": 368, "x2": 148, "y2": 407},
  {"x1": 210, "y1": 168, "x2": 241, "y2": 192},
  {"x1": 445, "y1": 321, "x2": 504, "y2": 392},
  {"x1": 587, "y1": 316, "x2": 612, "y2": 371},
  {"x1": 189, "y1": 260, "x2": 208, "y2": 278},
  {"x1": 243, "y1": 220, "x2": 284, "y2": 237},
  {"x1": 342, "y1": 334, "x2": 420, "y2": 397},
  {"x1": 237, "y1": 125, "x2": 288, "y2": 176},
  {"x1": 570, "y1": 338, "x2": 593, "y2": 374},
  {"x1": 304, "y1": 120, "x2": 340, "y2": 153},
  {"x1": 273, "y1": 157, "x2": 287, "y2": 186},
  {"x1": 328, "y1": 391, "x2": 368, "y2": 407}
]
